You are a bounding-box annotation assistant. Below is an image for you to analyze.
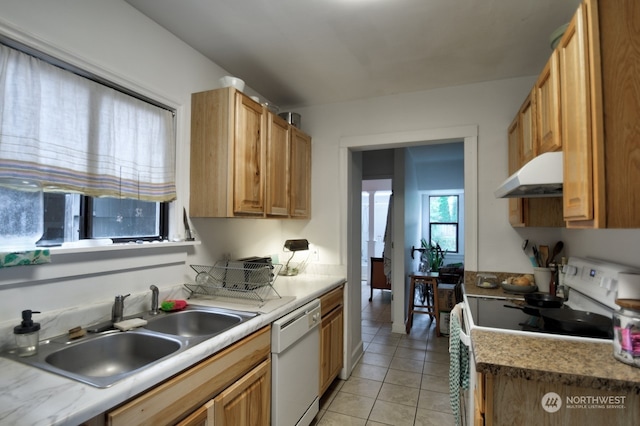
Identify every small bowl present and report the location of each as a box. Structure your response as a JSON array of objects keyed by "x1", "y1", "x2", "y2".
[
  {"x1": 550, "y1": 23, "x2": 569, "y2": 49},
  {"x1": 219, "y1": 76, "x2": 245, "y2": 91}
]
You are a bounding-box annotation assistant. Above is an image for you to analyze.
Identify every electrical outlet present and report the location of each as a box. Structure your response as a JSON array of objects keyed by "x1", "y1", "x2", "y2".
[{"x1": 311, "y1": 247, "x2": 319, "y2": 262}]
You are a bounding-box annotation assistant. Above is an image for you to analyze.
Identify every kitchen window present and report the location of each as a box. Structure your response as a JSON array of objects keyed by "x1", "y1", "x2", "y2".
[
  {"x1": 39, "y1": 193, "x2": 168, "y2": 246},
  {"x1": 0, "y1": 39, "x2": 175, "y2": 249}
]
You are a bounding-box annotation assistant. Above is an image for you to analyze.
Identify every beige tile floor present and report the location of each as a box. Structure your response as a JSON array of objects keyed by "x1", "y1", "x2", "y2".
[{"x1": 313, "y1": 282, "x2": 455, "y2": 425}]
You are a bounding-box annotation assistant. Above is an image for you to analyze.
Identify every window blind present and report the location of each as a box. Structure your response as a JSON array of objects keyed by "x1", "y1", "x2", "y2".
[{"x1": 0, "y1": 44, "x2": 176, "y2": 202}]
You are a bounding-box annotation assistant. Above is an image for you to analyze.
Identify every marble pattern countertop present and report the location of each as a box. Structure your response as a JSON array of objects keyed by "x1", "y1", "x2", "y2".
[
  {"x1": 463, "y1": 284, "x2": 640, "y2": 393},
  {"x1": 0, "y1": 274, "x2": 346, "y2": 426}
]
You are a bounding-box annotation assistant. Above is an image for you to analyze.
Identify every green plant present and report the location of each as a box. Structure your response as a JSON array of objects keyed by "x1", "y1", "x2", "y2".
[{"x1": 420, "y1": 238, "x2": 447, "y2": 271}]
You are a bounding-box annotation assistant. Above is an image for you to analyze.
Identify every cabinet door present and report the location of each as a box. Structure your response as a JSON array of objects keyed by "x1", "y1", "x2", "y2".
[
  {"x1": 536, "y1": 51, "x2": 562, "y2": 154},
  {"x1": 559, "y1": 4, "x2": 593, "y2": 222},
  {"x1": 107, "y1": 327, "x2": 271, "y2": 426},
  {"x1": 176, "y1": 400, "x2": 214, "y2": 426},
  {"x1": 290, "y1": 128, "x2": 311, "y2": 218},
  {"x1": 212, "y1": 359, "x2": 271, "y2": 426},
  {"x1": 233, "y1": 93, "x2": 265, "y2": 215},
  {"x1": 265, "y1": 112, "x2": 290, "y2": 216},
  {"x1": 507, "y1": 117, "x2": 525, "y2": 227},
  {"x1": 519, "y1": 91, "x2": 536, "y2": 164},
  {"x1": 319, "y1": 306, "x2": 343, "y2": 395}
]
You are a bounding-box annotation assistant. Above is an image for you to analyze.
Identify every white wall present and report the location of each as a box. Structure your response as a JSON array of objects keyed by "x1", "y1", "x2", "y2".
[
  {"x1": 2, "y1": 0, "x2": 639, "y2": 351},
  {"x1": 0, "y1": 0, "x2": 281, "y2": 325}
]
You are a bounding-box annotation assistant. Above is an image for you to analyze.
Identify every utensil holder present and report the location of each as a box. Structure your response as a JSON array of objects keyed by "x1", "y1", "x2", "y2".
[{"x1": 533, "y1": 267, "x2": 552, "y2": 293}]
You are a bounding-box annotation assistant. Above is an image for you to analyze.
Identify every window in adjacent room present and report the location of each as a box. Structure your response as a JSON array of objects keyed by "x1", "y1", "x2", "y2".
[{"x1": 428, "y1": 195, "x2": 459, "y2": 253}]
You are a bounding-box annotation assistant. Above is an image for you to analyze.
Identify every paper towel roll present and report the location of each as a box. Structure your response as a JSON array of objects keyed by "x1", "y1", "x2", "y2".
[{"x1": 617, "y1": 272, "x2": 640, "y2": 300}]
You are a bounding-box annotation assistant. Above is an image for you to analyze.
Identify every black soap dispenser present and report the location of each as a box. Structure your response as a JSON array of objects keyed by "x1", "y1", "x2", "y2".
[{"x1": 14, "y1": 310, "x2": 41, "y2": 357}]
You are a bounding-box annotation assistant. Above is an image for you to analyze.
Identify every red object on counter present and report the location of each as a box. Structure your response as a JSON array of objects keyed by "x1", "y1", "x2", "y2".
[{"x1": 160, "y1": 299, "x2": 188, "y2": 312}]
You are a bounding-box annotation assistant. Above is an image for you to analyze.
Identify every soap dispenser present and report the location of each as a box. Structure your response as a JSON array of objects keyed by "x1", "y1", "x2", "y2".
[{"x1": 14, "y1": 310, "x2": 41, "y2": 357}]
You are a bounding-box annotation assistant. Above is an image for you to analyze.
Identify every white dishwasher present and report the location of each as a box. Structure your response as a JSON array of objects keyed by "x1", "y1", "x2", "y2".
[{"x1": 271, "y1": 299, "x2": 321, "y2": 426}]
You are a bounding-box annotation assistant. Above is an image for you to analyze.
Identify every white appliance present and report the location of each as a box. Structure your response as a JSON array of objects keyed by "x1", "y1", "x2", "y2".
[
  {"x1": 460, "y1": 257, "x2": 640, "y2": 425},
  {"x1": 271, "y1": 299, "x2": 321, "y2": 426}
]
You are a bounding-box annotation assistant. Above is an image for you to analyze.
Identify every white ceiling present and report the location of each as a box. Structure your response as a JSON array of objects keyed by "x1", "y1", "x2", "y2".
[{"x1": 125, "y1": 0, "x2": 580, "y2": 108}]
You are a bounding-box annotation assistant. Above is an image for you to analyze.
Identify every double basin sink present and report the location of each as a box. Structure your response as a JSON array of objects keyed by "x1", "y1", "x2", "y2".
[{"x1": 5, "y1": 305, "x2": 257, "y2": 388}]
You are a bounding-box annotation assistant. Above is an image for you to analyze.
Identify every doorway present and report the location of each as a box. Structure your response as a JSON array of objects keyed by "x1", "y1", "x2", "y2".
[
  {"x1": 361, "y1": 179, "x2": 392, "y2": 282},
  {"x1": 339, "y1": 125, "x2": 478, "y2": 377}
]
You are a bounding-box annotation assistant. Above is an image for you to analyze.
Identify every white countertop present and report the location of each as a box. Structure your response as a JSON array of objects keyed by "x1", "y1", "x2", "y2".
[{"x1": 0, "y1": 274, "x2": 346, "y2": 426}]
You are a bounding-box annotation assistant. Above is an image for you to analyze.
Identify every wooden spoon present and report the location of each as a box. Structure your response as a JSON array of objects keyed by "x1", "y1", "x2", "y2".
[
  {"x1": 549, "y1": 241, "x2": 564, "y2": 265},
  {"x1": 539, "y1": 245, "x2": 549, "y2": 267}
]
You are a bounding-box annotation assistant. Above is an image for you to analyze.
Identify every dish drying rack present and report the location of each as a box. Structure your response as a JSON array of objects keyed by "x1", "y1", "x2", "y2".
[{"x1": 185, "y1": 261, "x2": 282, "y2": 303}]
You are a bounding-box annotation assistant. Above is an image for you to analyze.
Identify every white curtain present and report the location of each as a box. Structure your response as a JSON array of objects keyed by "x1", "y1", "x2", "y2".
[{"x1": 0, "y1": 44, "x2": 176, "y2": 201}]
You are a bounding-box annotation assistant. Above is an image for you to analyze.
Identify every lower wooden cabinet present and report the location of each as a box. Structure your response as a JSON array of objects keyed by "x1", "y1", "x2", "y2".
[
  {"x1": 476, "y1": 371, "x2": 639, "y2": 426},
  {"x1": 103, "y1": 326, "x2": 270, "y2": 426},
  {"x1": 319, "y1": 285, "x2": 344, "y2": 396},
  {"x1": 178, "y1": 359, "x2": 271, "y2": 426}
]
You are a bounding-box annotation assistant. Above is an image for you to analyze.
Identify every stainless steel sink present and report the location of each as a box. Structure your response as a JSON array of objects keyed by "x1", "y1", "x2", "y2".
[
  {"x1": 3, "y1": 304, "x2": 257, "y2": 388},
  {"x1": 46, "y1": 332, "x2": 181, "y2": 380},
  {"x1": 143, "y1": 309, "x2": 244, "y2": 337}
]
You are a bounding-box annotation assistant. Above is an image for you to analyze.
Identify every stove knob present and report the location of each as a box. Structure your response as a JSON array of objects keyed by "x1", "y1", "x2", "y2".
[
  {"x1": 600, "y1": 277, "x2": 615, "y2": 291},
  {"x1": 564, "y1": 265, "x2": 578, "y2": 276}
]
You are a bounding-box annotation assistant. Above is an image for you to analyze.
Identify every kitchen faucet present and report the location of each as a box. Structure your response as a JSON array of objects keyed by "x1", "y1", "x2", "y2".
[
  {"x1": 111, "y1": 294, "x2": 130, "y2": 323},
  {"x1": 149, "y1": 285, "x2": 160, "y2": 315}
]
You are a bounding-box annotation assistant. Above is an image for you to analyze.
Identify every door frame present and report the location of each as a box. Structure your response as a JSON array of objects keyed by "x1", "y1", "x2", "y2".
[{"x1": 339, "y1": 125, "x2": 478, "y2": 377}]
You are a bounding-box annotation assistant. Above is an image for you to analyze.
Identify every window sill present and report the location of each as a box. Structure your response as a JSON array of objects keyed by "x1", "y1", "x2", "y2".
[
  {"x1": 0, "y1": 239, "x2": 200, "y2": 289},
  {"x1": 48, "y1": 239, "x2": 200, "y2": 256}
]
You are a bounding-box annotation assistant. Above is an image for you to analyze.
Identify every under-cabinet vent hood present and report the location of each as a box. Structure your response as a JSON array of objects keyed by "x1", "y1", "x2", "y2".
[{"x1": 494, "y1": 151, "x2": 563, "y2": 198}]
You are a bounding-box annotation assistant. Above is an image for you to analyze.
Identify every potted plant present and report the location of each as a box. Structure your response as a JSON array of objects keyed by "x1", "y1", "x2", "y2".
[{"x1": 420, "y1": 238, "x2": 447, "y2": 272}]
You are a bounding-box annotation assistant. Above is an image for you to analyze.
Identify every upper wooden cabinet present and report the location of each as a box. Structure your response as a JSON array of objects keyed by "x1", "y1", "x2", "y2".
[
  {"x1": 507, "y1": 117, "x2": 525, "y2": 227},
  {"x1": 535, "y1": 50, "x2": 562, "y2": 154},
  {"x1": 559, "y1": 1, "x2": 597, "y2": 226},
  {"x1": 518, "y1": 90, "x2": 536, "y2": 164},
  {"x1": 559, "y1": 0, "x2": 640, "y2": 228},
  {"x1": 290, "y1": 128, "x2": 312, "y2": 218},
  {"x1": 507, "y1": 102, "x2": 564, "y2": 228},
  {"x1": 265, "y1": 112, "x2": 291, "y2": 217},
  {"x1": 506, "y1": 0, "x2": 640, "y2": 229},
  {"x1": 233, "y1": 93, "x2": 266, "y2": 215},
  {"x1": 190, "y1": 87, "x2": 311, "y2": 219}
]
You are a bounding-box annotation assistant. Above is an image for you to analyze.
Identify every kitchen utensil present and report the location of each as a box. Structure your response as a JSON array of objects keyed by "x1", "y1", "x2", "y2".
[
  {"x1": 524, "y1": 292, "x2": 564, "y2": 308},
  {"x1": 540, "y1": 309, "x2": 612, "y2": 335},
  {"x1": 532, "y1": 245, "x2": 540, "y2": 267},
  {"x1": 504, "y1": 303, "x2": 540, "y2": 316},
  {"x1": 539, "y1": 245, "x2": 549, "y2": 267},
  {"x1": 533, "y1": 267, "x2": 552, "y2": 293},
  {"x1": 549, "y1": 241, "x2": 564, "y2": 265},
  {"x1": 183, "y1": 208, "x2": 194, "y2": 241},
  {"x1": 218, "y1": 75, "x2": 245, "y2": 91},
  {"x1": 522, "y1": 240, "x2": 537, "y2": 267}
]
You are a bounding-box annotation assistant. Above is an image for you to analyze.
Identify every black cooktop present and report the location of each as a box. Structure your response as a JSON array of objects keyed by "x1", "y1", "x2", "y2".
[{"x1": 470, "y1": 297, "x2": 612, "y2": 340}]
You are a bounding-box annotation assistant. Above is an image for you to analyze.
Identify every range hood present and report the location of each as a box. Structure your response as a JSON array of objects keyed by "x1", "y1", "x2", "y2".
[{"x1": 494, "y1": 151, "x2": 563, "y2": 198}]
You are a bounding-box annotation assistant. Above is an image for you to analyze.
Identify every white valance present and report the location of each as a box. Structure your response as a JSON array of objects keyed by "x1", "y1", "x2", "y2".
[{"x1": 0, "y1": 44, "x2": 176, "y2": 202}]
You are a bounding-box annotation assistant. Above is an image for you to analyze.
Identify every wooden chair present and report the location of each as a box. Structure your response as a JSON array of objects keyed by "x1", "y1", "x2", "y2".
[{"x1": 369, "y1": 257, "x2": 391, "y2": 301}]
